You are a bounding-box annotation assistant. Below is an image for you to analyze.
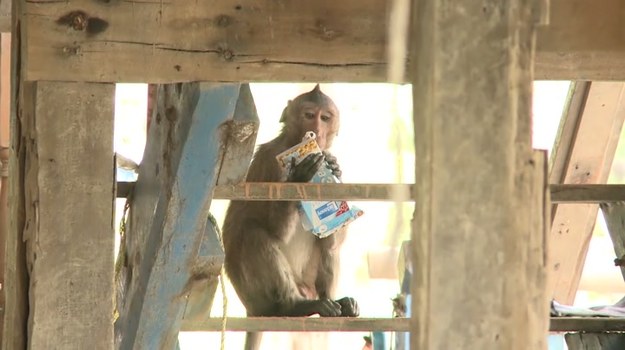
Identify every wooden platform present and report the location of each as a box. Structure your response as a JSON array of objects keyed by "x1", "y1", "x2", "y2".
[
  {"x1": 178, "y1": 317, "x2": 625, "y2": 333},
  {"x1": 116, "y1": 182, "x2": 625, "y2": 203}
]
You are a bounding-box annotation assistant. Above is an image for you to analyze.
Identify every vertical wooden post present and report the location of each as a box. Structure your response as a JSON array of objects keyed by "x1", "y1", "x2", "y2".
[
  {"x1": 0, "y1": 31, "x2": 10, "y2": 344},
  {"x1": 27, "y1": 81, "x2": 115, "y2": 349},
  {"x1": 410, "y1": 1, "x2": 548, "y2": 349},
  {"x1": 3, "y1": 2, "x2": 28, "y2": 344}
]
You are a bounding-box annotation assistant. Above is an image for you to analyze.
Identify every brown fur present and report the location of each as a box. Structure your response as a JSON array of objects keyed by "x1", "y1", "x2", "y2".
[{"x1": 222, "y1": 85, "x2": 357, "y2": 350}]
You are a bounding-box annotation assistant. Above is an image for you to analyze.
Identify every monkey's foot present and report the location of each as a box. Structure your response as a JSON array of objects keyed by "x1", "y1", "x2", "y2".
[{"x1": 336, "y1": 297, "x2": 359, "y2": 317}]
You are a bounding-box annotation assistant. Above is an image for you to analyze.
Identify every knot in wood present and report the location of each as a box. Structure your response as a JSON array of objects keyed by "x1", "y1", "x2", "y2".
[
  {"x1": 615, "y1": 255, "x2": 625, "y2": 267},
  {"x1": 58, "y1": 11, "x2": 89, "y2": 31},
  {"x1": 57, "y1": 10, "x2": 109, "y2": 35},
  {"x1": 62, "y1": 45, "x2": 82, "y2": 56},
  {"x1": 219, "y1": 48, "x2": 235, "y2": 61}
]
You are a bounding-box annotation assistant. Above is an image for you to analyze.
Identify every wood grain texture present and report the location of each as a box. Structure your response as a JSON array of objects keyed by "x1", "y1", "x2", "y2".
[
  {"x1": 118, "y1": 182, "x2": 625, "y2": 203},
  {"x1": 215, "y1": 84, "x2": 259, "y2": 185},
  {"x1": 565, "y1": 333, "x2": 625, "y2": 350},
  {"x1": 179, "y1": 317, "x2": 625, "y2": 333},
  {"x1": 548, "y1": 82, "x2": 625, "y2": 305},
  {"x1": 22, "y1": 0, "x2": 387, "y2": 82},
  {"x1": 409, "y1": 1, "x2": 544, "y2": 349},
  {"x1": 181, "y1": 317, "x2": 410, "y2": 332},
  {"x1": 551, "y1": 317, "x2": 625, "y2": 332},
  {"x1": 19, "y1": 0, "x2": 625, "y2": 82},
  {"x1": 29, "y1": 81, "x2": 115, "y2": 350},
  {"x1": 114, "y1": 83, "x2": 244, "y2": 350}
]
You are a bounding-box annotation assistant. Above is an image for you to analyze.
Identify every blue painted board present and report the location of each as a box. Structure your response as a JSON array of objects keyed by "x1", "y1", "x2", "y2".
[{"x1": 117, "y1": 83, "x2": 244, "y2": 350}]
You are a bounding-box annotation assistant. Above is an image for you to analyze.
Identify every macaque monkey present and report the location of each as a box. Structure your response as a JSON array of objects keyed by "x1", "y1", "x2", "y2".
[{"x1": 222, "y1": 85, "x2": 359, "y2": 350}]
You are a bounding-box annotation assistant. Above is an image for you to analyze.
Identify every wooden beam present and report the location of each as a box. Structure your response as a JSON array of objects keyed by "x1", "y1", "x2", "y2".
[
  {"x1": 27, "y1": 81, "x2": 115, "y2": 349},
  {"x1": 179, "y1": 218, "x2": 225, "y2": 329},
  {"x1": 18, "y1": 0, "x2": 625, "y2": 83},
  {"x1": 178, "y1": 316, "x2": 625, "y2": 333},
  {"x1": 535, "y1": 52, "x2": 625, "y2": 81},
  {"x1": 118, "y1": 181, "x2": 625, "y2": 204},
  {"x1": 0, "y1": 0, "x2": 8, "y2": 33},
  {"x1": 565, "y1": 333, "x2": 625, "y2": 350},
  {"x1": 0, "y1": 31, "x2": 9, "y2": 344},
  {"x1": 410, "y1": 1, "x2": 545, "y2": 349},
  {"x1": 181, "y1": 317, "x2": 410, "y2": 333},
  {"x1": 114, "y1": 83, "x2": 250, "y2": 350},
  {"x1": 215, "y1": 84, "x2": 259, "y2": 185},
  {"x1": 548, "y1": 82, "x2": 625, "y2": 304},
  {"x1": 550, "y1": 318, "x2": 625, "y2": 332},
  {"x1": 549, "y1": 82, "x2": 589, "y2": 186}
]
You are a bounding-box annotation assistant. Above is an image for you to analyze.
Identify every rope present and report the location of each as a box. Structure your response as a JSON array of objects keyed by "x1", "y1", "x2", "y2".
[{"x1": 208, "y1": 212, "x2": 228, "y2": 350}]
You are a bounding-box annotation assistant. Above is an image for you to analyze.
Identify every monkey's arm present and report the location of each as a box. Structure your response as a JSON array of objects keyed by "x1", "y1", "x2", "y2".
[{"x1": 315, "y1": 234, "x2": 340, "y2": 300}]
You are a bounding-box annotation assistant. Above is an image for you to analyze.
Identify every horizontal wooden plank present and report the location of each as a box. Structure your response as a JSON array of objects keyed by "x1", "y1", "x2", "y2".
[
  {"x1": 179, "y1": 316, "x2": 625, "y2": 333},
  {"x1": 118, "y1": 182, "x2": 625, "y2": 203},
  {"x1": 550, "y1": 317, "x2": 625, "y2": 333},
  {"x1": 535, "y1": 52, "x2": 625, "y2": 81},
  {"x1": 20, "y1": 0, "x2": 625, "y2": 82},
  {"x1": 180, "y1": 317, "x2": 409, "y2": 332}
]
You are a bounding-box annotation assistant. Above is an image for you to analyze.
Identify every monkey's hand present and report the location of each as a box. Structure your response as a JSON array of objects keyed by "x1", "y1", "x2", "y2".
[
  {"x1": 288, "y1": 153, "x2": 324, "y2": 182},
  {"x1": 336, "y1": 297, "x2": 359, "y2": 317},
  {"x1": 323, "y1": 151, "x2": 342, "y2": 180}
]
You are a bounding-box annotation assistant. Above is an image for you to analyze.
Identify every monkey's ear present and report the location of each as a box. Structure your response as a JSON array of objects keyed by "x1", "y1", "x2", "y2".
[{"x1": 279, "y1": 100, "x2": 293, "y2": 123}]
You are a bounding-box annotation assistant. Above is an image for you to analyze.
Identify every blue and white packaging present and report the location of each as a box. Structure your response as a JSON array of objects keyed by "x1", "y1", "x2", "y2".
[{"x1": 276, "y1": 132, "x2": 364, "y2": 238}]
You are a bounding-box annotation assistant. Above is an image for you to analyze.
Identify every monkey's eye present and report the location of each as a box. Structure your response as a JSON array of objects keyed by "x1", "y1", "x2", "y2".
[
  {"x1": 321, "y1": 114, "x2": 331, "y2": 122},
  {"x1": 304, "y1": 112, "x2": 315, "y2": 119}
]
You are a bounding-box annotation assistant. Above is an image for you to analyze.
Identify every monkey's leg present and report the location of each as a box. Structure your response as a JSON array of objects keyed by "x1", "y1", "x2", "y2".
[
  {"x1": 226, "y1": 227, "x2": 343, "y2": 317},
  {"x1": 315, "y1": 232, "x2": 360, "y2": 317}
]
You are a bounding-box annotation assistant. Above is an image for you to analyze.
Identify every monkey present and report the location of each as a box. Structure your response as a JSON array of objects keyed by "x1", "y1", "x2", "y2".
[{"x1": 222, "y1": 84, "x2": 359, "y2": 350}]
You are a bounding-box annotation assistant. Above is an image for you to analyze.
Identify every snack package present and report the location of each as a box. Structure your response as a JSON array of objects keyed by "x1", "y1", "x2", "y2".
[{"x1": 276, "y1": 132, "x2": 364, "y2": 238}]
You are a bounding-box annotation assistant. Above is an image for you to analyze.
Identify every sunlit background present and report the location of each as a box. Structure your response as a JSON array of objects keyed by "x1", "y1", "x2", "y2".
[{"x1": 114, "y1": 82, "x2": 625, "y2": 350}]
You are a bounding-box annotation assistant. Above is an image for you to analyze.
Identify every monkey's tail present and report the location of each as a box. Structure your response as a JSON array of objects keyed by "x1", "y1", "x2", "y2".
[{"x1": 244, "y1": 332, "x2": 262, "y2": 350}]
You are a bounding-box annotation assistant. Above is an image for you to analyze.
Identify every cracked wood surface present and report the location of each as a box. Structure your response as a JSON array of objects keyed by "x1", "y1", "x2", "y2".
[{"x1": 18, "y1": 0, "x2": 625, "y2": 82}]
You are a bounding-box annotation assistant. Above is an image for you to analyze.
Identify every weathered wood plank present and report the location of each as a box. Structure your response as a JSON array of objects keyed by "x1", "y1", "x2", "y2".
[
  {"x1": 549, "y1": 82, "x2": 589, "y2": 186},
  {"x1": 216, "y1": 84, "x2": 259, "y2": 185},
  {"x1": 28, "y1": 81, "x2": 115, "y2": 349},
  {"x1": 535, "y1": 52, "x2": 625, "y2": 81},
  {"x1": 0, "y1": 31, "x2": 10, "y2": 345},
  {"x1": 548, "y1": 82, "x2": 625, "y2": 304},
  {"x1": 181, "y1": 317, "x2": 410, "y2": 332},
  {"x1": 410, "y1": 1, "x2": 543, "y2": 350},
  {"x1": 565, "y1": 333, "x2": 625, "y2": 350},
  {"x1": 2, "y1": 8, "x2": 24, "y2": 348},
  {"x1": 550, "y1": 185, "x2": 625, "y2": 203},
  {"x1": 18, "y1": 0, "x2": 625, "y2": 82},
  {"x1": 2, "y1": 78, "x2": 31, "y2": 350},
  {"x1": 551, "y1": 318, "x2": 625, "y2": 332},
  {"x1": 179, "y1": 317, "x2": 625, "y2": 333},
  {"x1": 599, "y1": 202, "x2": 625, "y2": 281},
  {"x1": 536, "y1": 0, "x2": 625, "y2": 53},
  {"x1": 118, "y1": 182, "x2": 625, "y2": 203},
  {"x1": 114, "y1": 83, "x2": 244, "y2": 350},
  {"x1": 179, "y1": 217, "x2": 224, "y2": 329},
  {"x1": 0, "y1": 0, "x2": 9, "y2": 33},
  {"x1": 527, "y1": 151, "x2": 550, "y2": 350}
]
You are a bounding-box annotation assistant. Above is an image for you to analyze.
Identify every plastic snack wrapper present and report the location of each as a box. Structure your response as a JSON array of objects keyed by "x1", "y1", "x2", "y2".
[{"x1": 276, "y1": 131, "x2": 364, "y2": 238}]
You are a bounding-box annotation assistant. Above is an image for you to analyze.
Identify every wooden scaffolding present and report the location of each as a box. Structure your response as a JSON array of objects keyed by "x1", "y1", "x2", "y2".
[{"x1": 2, "y1": 0, "x2": 625, "y2": 349}]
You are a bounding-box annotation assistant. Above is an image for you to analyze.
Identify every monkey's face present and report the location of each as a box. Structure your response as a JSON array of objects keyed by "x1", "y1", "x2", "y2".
[
  {"x1": 295, "y1": 101, "x2": 339, "y2": 149},
  {"x1": 282, "y1": 85, "x2": 340, "y2": 149}
]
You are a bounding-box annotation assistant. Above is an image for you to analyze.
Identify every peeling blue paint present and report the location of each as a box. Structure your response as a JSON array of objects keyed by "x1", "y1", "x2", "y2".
[{"x1": 118, "y1": 84, "x2": 246, "y2": 350}]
